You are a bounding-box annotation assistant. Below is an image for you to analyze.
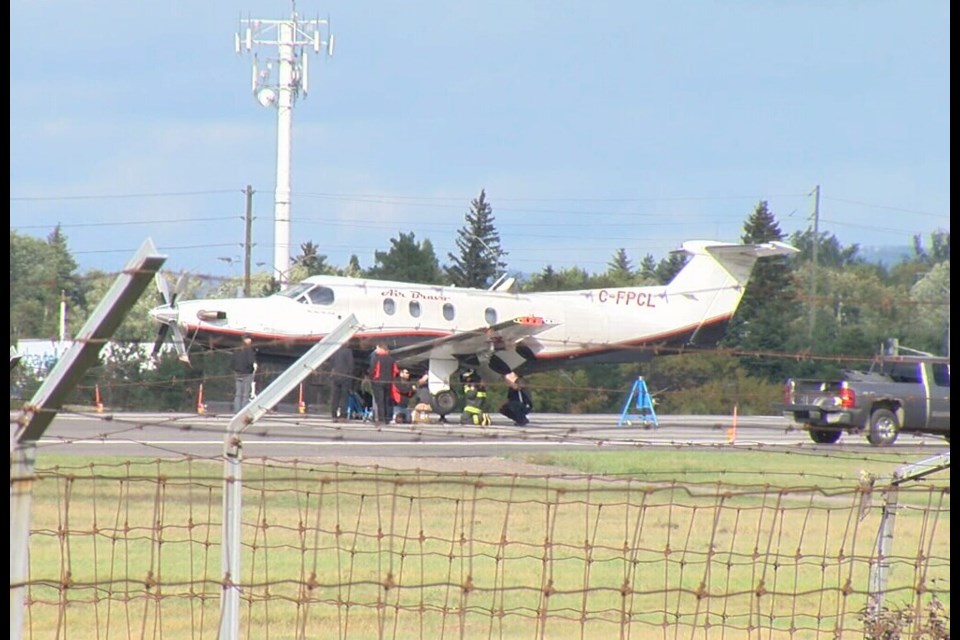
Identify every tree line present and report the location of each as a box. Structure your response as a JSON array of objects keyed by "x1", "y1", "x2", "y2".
[{"x1": 9, "y1": 190, "x2": 950, "y2": 415}]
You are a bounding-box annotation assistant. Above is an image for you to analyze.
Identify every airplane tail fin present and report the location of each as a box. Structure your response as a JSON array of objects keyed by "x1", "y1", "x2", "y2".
[
  {"x1": 662, "y1": 240, "x2": 798, "y2": 347},
  {"x1": 666, "y1": 240, "x2": 798, "y2": 296}
]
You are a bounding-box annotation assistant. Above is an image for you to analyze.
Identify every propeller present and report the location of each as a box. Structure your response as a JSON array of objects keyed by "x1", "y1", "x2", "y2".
[{"x1": 151, "y1": 271, "x2": 191, "y2": 364}]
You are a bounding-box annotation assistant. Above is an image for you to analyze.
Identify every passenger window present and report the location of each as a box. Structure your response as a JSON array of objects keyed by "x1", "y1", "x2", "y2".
[
  {"x1": 383, "y1": 298, "x2": 396, "y2": 315},
  {"x1": 932, "y1": 364, "x2": 950, "y2": 387},
  {"x1": 485, "y1": 307, "x2": 497, "y2": 325},
  {"x1": 890, "y1": 365, "x2": 920, "y2": 384},
  {"x1": 307, "y1": 287, "x2": 335, "y2": 305},
  {"x1": 442, "y1": 303, "x2": 455, "y2": 321},
  {"x1": 409, "y1": 301, "x2": 421, "y2": 318}
]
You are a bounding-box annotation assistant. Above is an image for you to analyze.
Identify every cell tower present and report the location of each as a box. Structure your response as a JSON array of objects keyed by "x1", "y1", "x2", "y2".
[{"x1": 235, "y1": 5, "x2": 333, "y2": 289}]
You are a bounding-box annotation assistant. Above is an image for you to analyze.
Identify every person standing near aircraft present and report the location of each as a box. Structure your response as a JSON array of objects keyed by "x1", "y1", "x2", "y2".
[
  {"x1": 368, "y1": 342, "x2": 399, "y2": 424},
  {"x1": 328, "y1": 340, "x2": 355, "y2": 422},
  {"x1": 230, "y1": 334, "x2": 257, "y2": 412}
]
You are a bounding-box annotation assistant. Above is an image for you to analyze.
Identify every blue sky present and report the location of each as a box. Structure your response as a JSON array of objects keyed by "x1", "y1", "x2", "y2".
[{"x1": 10, "y1": 1, "x2": 950, "y2": 280}]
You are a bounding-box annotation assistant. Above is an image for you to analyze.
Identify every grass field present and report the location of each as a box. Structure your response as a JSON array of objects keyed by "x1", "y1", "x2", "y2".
[{"x1": 20, "y1": 449, "x2": 950, "y2": 639}]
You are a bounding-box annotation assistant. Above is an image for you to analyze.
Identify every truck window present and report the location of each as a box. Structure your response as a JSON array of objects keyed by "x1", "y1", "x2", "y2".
[
  {"x1": 931, "y1": 364, "x2": 950, "y2": 387},
  {"x1": 888, "y1": 364, "x2": 921, "y2": 384}
]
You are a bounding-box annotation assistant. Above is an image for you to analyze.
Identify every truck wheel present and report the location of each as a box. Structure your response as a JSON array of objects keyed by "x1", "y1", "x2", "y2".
[
  {"x1": 808, "y1": 427, "x2": 841, "y2": 444},
  {"x1": 867, "y1": 409, "x2": 899, "y2": 446},
  {"x1": 430, "y1": 389, "x2": 458, "y2": 417}
]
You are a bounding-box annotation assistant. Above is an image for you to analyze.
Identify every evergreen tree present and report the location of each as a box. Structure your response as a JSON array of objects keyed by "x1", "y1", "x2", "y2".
[
  {"x1": 722, "y1": 201, "x2": 799, "y2": 381},
  {"x1": 445, "y1": 190, "x2": 507, "y2": 288},
  {"x1": 606, "y1": 248, "x2": 635, "y2": 285},
  {"x1": 655, "y1": 252, "x2": 688, "y2": 285},
  {"x1": 344, "y1": 255, "x2": 363, "y2": 278},
  {"x1": 292, "y1": 241, "x2": 334, "y2": 276},
  {"x1": 639, "y1": 254, "x2": 658, "y2": 282},
  {"x1": 366, "y1": 232, "x2": 443, "y2": 284},
  {"x1": 523, "y1": 265, "x2": 594, "y2": 292},
  {"x1": 525, "y1": 265, "x2": 562, "y2": 292}
]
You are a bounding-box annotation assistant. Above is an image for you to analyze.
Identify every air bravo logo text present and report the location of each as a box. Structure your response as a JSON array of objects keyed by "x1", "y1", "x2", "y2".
[
  {"x1": 597, "y1": 290, "x2": 658, "y2": 308},
  {"x1": 382, "y1": 289, "x2": 449, "y2": 301}
]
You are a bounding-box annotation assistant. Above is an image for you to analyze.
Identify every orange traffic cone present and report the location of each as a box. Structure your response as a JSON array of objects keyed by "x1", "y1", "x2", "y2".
[
  {"x1": 95, "y1": 384, "x2": 104, "y2": 413},
  {"x1": 298, "y1": 383, "x2": 307, "y2": 414},
  {"x1": 726, "y1": 403, "x2": 738, "y2": 444},
  {"x1": 196, "y1": 383, "x2": 206, "y2": 415}
]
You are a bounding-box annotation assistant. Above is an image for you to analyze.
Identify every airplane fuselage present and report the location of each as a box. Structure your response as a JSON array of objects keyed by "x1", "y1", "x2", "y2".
[
  {"x1": 150, "y1": 241, "x2": 799, "y2": 391},
  {"x1": 162, "y1": 273, "x2": 735, "y2": 372}
]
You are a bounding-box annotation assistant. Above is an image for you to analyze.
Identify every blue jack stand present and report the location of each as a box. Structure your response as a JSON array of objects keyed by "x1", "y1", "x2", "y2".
[{"x1": 618, "y1": 376, "x2": 658, "y2": 428}]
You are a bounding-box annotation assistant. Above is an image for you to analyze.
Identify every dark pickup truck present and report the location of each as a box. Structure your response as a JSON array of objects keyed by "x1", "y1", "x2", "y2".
[{"x1": 778, "y1": 356, "x2": 950, "y2": 446}]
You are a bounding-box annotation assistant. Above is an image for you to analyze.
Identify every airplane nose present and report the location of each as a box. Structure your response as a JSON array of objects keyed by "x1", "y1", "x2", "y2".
[{"x1": 149, "y1": 305, "x2": 178, "y2": 324}]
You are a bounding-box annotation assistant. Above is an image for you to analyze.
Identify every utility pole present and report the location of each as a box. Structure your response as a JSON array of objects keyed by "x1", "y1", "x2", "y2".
[
  {"x1": 243, "y1": 185, "x2": 254, "y2": 297},
  {"x1": 235, "y1": 6, "x2": 333, "y2": 290},
  {"x1": 807, "y1": 184, "x2": 820, "y2": 347}
]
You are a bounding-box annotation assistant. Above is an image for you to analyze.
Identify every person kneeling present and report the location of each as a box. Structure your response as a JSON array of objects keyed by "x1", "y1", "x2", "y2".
[
  {"x1": 500, "y1": 376, "x2": 533, "y2": 426},
  {"x1": 460, "y1": 378, "x2": 491, "y2": 426}
]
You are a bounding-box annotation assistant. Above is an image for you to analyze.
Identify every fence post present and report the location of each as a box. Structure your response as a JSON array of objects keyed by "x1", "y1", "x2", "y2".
[
  {"x1": 219, "y1": 315, "x2": 360, "y2": 640},
  {"x1": 866, "y1": 452, "x2": 951, "y2": 620}
]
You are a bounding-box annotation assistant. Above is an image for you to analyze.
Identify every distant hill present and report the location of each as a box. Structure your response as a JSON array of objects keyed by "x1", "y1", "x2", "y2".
[{"x1": 857, "y1": 245, "x2": 915, "y2": 267}]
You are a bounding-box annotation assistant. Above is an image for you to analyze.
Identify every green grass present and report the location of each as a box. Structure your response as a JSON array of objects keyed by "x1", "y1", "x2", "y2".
[
  {"x1": 21, "y1": 452, "x2": 950, "y2": 639},
  {"x1": 520, "y1": 448, "x2": 950, "y2": 492}
]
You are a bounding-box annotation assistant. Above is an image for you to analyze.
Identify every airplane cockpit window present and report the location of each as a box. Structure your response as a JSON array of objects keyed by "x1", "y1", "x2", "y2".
[
  {"x1": 485, "y1": 307, "x2": 497, "y2": 325},
  {"x1": 443, "y1": 303, "x2": 455, "y2": 321},
  {"x1": 277, "y1": 283, "x2": 314, "y2": 301},
  {"x1": 307, "y1": 287, "x2": 335, "y2": 305},
  {"x1": 409, "y1": 301, "x2": 421, "y2": 318},
  {"x1": 383, "y1": 298, "x2": 396, "y2": 315}
]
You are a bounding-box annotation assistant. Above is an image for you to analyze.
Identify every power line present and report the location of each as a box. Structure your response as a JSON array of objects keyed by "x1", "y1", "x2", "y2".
[
  {"x1": 10, "y1": 189, "x2": 241, "y2": 202},
  {"x1": 15, "y1": 216, "x2": 237, "y2": 230},
  {"x1": 822, "y1": 196, "x2": 945, "y2": 218}
]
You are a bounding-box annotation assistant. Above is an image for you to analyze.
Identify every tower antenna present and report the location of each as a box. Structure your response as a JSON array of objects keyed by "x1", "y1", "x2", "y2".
[{"x1": 235, "y1": 6, "x2": 333, "y2": 289}]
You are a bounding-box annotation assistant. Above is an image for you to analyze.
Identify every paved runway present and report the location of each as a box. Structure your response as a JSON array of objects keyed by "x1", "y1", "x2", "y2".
[{"x1": 15, "y1": 410, "x2": 949, "y2": 458}]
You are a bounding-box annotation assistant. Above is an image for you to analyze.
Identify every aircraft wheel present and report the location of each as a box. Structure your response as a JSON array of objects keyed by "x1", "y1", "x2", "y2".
[
  {"x1": 431, "y1": 389, "x2": 458, "y2": 417},
  {"x1": 867, "y1": 408, "x2": 899, "y2": 447},
  {"x1": 807, "y1": 427, "x2": 841, "y2": 444}
]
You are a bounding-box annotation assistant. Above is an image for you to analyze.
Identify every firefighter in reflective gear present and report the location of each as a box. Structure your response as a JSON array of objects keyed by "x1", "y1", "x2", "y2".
[{"x1": 459, "y1": 372, "x2": 492, "y2": 425}]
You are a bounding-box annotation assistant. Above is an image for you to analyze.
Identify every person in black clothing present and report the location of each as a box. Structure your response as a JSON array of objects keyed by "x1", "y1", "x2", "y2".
[
  {"x1": 368, "y1": 341, "x2": 398, "y2": 424},
  {"x1": 231, "y1": 334, "x2": 257, "y2": 412},
  {"x1": 500, "y1": 375, "x2": 533, "y2": 426},
  {"x1": 329, "y1": 342, "x2": 355, "y2": 421}
]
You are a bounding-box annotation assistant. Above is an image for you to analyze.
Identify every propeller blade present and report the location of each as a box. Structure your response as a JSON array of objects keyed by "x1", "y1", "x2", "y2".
[
  {"x1": 171, "y1": 272, "x2": 188, "y2": 307},
  {"x1": 155, "y1": 271, "x2": 173, "y2": 306},
  {"x1": 152, "y1": 324, "x2": 170, "y2": 358},
  {"x1": 151, "y1": 270, "x2": 191, "y2": 364},
  {"x1": 171, "y1": 324, "x2": 191, "y2": 365}
]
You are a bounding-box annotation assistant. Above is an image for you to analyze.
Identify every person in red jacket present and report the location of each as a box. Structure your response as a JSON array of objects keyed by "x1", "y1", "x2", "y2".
[{"x1": 368, "y1": 342, "x2": 398, "y2": 424}]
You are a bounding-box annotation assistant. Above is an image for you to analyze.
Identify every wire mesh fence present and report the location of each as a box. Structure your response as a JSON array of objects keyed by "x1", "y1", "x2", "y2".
[{"x1": 19, "y1": 453, "x2": 950, "y2": 639}]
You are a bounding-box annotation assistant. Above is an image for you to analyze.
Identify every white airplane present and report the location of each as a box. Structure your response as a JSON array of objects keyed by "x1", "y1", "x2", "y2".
[{"x1": 149, "y1": 240, "x2": 797, "y2": 416}]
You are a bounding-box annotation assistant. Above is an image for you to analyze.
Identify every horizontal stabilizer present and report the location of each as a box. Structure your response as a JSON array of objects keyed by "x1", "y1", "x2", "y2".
[{"x1": 668, "y1": 240, "x2": 798, "y2": 294}]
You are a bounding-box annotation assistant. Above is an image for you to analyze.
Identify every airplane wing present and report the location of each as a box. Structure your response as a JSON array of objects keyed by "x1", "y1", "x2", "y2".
[{"x1": 392, "y1": 316, "x2": 556, "y2": 365}]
